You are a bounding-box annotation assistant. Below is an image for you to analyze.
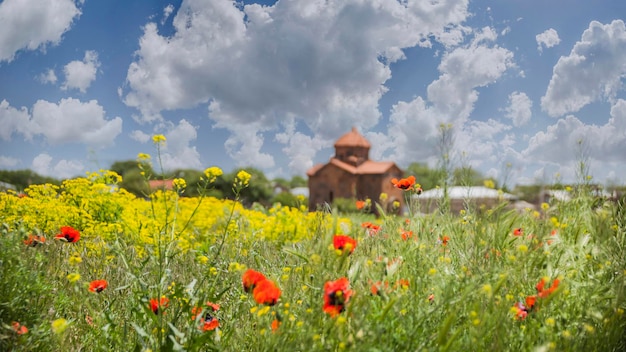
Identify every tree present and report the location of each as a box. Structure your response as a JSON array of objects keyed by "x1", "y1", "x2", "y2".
[
  {"x1": 110, "y1": 160, "x2": 154, "y2": 197},
  {"x1": 290, "y1": 175, "x2": 307, "y2": 188},
  {"x1": 0, "y1": 169, "x2": 60, "y2": 190},
  {"x1": 404, "y1": 163, "x2": 441, "y2": 190},
  {"x1": 214, "y1": 167, "x2": 274, "y2": 206}
]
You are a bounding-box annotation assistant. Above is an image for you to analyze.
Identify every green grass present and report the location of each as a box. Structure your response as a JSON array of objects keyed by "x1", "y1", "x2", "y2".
[{"x1": 1, "y1": 192, "x2": 625, "y2": 351}]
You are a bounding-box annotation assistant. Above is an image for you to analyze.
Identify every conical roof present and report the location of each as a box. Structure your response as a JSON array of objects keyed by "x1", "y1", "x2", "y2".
[{"x1": 334, "y1": 127, "x2": 371, "y2": 148}]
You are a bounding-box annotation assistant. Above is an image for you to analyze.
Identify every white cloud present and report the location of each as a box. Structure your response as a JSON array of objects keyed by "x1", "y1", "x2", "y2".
[
  {"x1": 0, "y1": 155, "x2": 18, "y2": 167},
  {"x1": 62, "y1": 50, "x2": 100, "y2": 93},
  {"x1": 504, "y1": 91, "x2": 532, "y2": 127},
  {"x1": 160, "y1": 119, "x2": 202, "y2": 170},
  {"x1": 536, "y1": 28, "x2": 560, "y2": 52},
  {"x1": 38, "y1": 69, "x2": 57, "y2": 84},
  {"x1": 0, "y1": 0, "x2": 81, "y2": 62},
  {"x1": 31, "y1": 153, "x2": 52, "y2": 176},
  {"x1": 31, "y1": 153, "x2": 84, "y2": 179},
  {"x1": 130, "y1": 130, "x2": 150, "y2": 143},
  {"x1": 0, "y1": 98, "x2": 122, "y2": 147},
  {"x1": 275, "y1": 119, "x2": 326, "y2": 174},
  {"x1": 123, "y1": 0, "x2": 471, "y2": 170},
  {"x1": 541, "y1": 20, "x2": 626, "y2": 117},
  {"x1": 0, "y1": 99, "x2": 32, "y2": 141},
  {"x1": 162, "y1": 4, "x2": 174, "y2": 24},
  {"x1": 388, "y1": 28, "x2": 515, "y2": 166},
  {"x1": 524, "y1": 99, "x2": 626, "y2": 165}
]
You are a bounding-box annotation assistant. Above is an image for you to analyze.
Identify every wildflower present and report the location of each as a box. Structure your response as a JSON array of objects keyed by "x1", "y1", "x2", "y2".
[
  {"x1": 152, "y1": 134, "x2": 166, "y2": 145},
  {"x1": 203, "y1": 166, "x2": 223, "y2": 182},
  {"x1": 172, "y1": 178, "x2": 186, "y2": 191},
  {"x1": 323, "y1": 278, "x2": 353, "y2": 317},
  {"x1": 242, "y1": 269, "x2": 267, "y2": 293},
  {"x1": 191, "y1": 302, "x2": 220, "y2": 331},
  {"x1": 252, "y1": 279, "x2": 281, "y2": 306},
  {"x1": 370, "y1": 281, "x2": 388, "y2": 296},
  {"x1": 88, "y1": 280, "x2": 108, "y2": 293},
  {"x1": 391, "y1": 175, "x2": 416, "y2": 191},
  {"x1": 51, "y1": 318, "x2": 69, "y2": 335},
  {"x1": 361, "y1": 222, "x2": 380, "y2": 235},
  {"x1": 440, "y1": 235, "x2": 450, "y2": 246},
  {"x1": 55, "y1": 226, "x2": 80, "y2": 243},
  {"x1": 395, "y1": 279, "x2": 410, "y2": 290},
  {"x1": 67, "y1": 273, "x2": 81, "y2": 283},
  {"x1": 512, "y1": 295, "x2": 536, "y2": 320},
  {"x1": 11, "y1": 322, "x2": 28, "y2": 335},
  {"x1": 236, "y1": 170, "x2": 252, "y2": 186},
  {"x1": 137, "y1": 153, "x2": 151, "y2": 161},
  {"x1": 428, "y1": 293, "x2": 435, "y2": 303},
  {"x1": 150, "y1": 297, "x2": 170, "y2": 315},
  {"x1": 536, "y1": 277, "x2": 560, "y2": 298},
  {"x1": 355, "y1": 200, "x2": 366, "y2": 210},
  {"x1": 271, "y1": 318, "x2": 281, "y2": 331},
  {"x1": 23, "y1": 234, "x2": 45, "y2": 247},
  {"x1": 379, "y1": 192, "x2": 388, "y2": 202},
  {"x1": 333, "y1": 235, "x2": 357, "y2": 255},
  {"x1": 69, "y1": 255, "x2": 82, "y2": 265},
  {"x1": 401, "y1": 230, "x2": 413, "y2": 241},
  {"x1": 513, "y1": 228, "x2": 523, "y2": 236}
]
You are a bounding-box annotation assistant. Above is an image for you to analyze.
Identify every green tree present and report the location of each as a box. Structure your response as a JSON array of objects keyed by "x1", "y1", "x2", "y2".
[
  {"x1": 110, "y1": 160, "x2": 154, "y2": 197},
  {"x1": 215, "y1": 167, "x2": 274, "y2": 206},
  {"x1": 0, "y1": 169, "x2": 60, "y2": 190},
  {"x1": 289, "y1": 175, "x2": 307, "y2": 188}
]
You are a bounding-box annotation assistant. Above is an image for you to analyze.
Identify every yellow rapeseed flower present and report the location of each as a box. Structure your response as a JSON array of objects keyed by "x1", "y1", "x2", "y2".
[
  {"x1": 69, "y1": 256, "x2": 82, "y2": 265},
  {"x1": 236, "y1": 170, "x2": 251, "y2": 187},
  {"x1": 152, "y1": 134, "x2": 166, "y2": 145},
  {"x1": 67, "y1": 273, "x2": 81, "y2": 283},
  {"x1": 51, "y1": 318, "x2": 69, "y2": 335},
  {"x1": 204, "y1": 166, "x2": 223, "y2": 182},
  {"x1": 137, "y1": 153, "x2": 151, "y2": 161},
  {"x1": 173, "y1": 178, "x2": 186, "y2": 191}
]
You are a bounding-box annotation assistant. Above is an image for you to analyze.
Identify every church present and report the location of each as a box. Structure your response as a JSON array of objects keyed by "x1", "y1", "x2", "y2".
[{"x1": 306, "y1": 127, "x2": 405, "y2": 212}]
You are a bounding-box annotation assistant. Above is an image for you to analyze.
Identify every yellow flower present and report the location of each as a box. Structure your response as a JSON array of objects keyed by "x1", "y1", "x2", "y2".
[
  {"x1": 517, "y1": 244, "x2": 528, "y2": 253},
  {"x1": 137, "y1": 153, "x2": 151, "y2": 161},
  {"x1": 483, "y1": 179, "x2": 495, "y2": 189},
  {"x1": 152, "y1": 134, "x2": 166, "y2": 145},
  {"x1": 67, "y1": 273, "x2": 81, "y2": 283},
  {"x1": 204, "y1": 166, "x2": 223, "y2": 182},
  {"x1": 545, "y1": 317, "x2": 555, "y2": 327},
  {"x1": 69, "y1": 256, "x2": 82, "y2": 265},
  {"x1": 51, "y1": 318, "x2": 69, "y2": 335},
  {"x1": 541, "y1": 202, "x2": 550, "y2": 210},
  {"x1": 379, "y1": 193, "x2": 388, "y2": 202},
  {"x1": 481, "y1": 284, "x2": 492, "y2": 297},
  {"x1": 173, "y1": 178, "x2": 186, "y2": 191},
  {"x1": 236, "y1": 170, "x2": 251, "y2": 186}
]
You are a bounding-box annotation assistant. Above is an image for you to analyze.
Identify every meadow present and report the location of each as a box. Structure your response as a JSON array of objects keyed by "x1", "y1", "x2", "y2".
[{"x1": 1, "y1": 145, "x2": 625, "y2": 351}]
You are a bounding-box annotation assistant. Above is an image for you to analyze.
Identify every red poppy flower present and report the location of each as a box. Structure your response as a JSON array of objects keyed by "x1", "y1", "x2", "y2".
[
  {"x1": 202, "y1": 317, "x2": 219, "y2": 331},
  {"x1": 513, "y1": 228, "x2": 523, "y2": 236},
  {"x1": 355, "y1": 200, "x2": 365, "y2": 210},
  {"x1": 440, "y1": 235, "x2": 450, "y2": 246},
  {"x1": 191, "y1": 301, "x2": 220, "y2": 331},
  {"x1": 395, "y1": 279, "x2": 410, "y2": 290},
  {"x1": 242, "y1": 269, "x2": 267, "y2": 293},
  {"x1": 271, "y1": 318, "x2": 281, "y2": 331},
  {"x1": 323, "y1": 278, "x2": 353, "y2": 317},
  {"x1": 401, "y1": 230, "x2": 413, "y2": 241},
  {"x1": 361, "y1": 222, "x2": 381, "y2": 235},
  {"x1": 54, "y1": 226, "x2": 80, "y2": 243},
  {"x1": 428, "y1": 293, "x2": 435, "y2": 303},
  {"x1": 391, "y1": 175, "x2": 416, "y2": 191},
  {"x1": 333, "y1": 235, "x2": 357, "y2": 254},
  {"x1": 252, "y1": 279, "x2": 281, "y2": 306},
  {"x1": 536, "y1": 278, "x2": 560, "y2": 298},
  {"x1": 370, "y1": 281, "x2": 388, "y2": 296},
  {"x1": 150, "y1": 297, "x2": 169, "y2": 315},
  {"x1": 11, "y1": 321, "x2": 28, "y2": 335},
  {"x1": 88, "y1": 279, "x2": 108, "y2": 293},
  {"x1": 23, "y1": 234, "x2": 45, "y2": 247}
]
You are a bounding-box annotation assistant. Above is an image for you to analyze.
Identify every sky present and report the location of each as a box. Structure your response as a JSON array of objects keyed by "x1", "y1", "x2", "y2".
[{"x1": 1, "y1": 0, "x2": 626, "y2": 188}]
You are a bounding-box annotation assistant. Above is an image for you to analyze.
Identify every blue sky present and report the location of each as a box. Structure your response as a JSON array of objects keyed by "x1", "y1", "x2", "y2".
[{"x1": 1, "y1": 0, "x2": 626, "y2": 187}]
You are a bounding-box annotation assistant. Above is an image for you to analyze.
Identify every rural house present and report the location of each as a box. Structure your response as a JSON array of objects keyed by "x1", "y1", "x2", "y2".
[{"x1": 306, "y1": 127, "x2": 404, "y2": 212}]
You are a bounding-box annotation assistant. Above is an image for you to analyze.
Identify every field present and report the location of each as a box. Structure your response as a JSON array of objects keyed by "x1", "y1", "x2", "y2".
[{"x1": 1, "y1": 167, "x2": 625, "y2": 351}]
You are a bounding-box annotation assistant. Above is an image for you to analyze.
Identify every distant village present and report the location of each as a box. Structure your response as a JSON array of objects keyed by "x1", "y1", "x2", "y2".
[{"x1": 1, "y1": 128, "x2": 623, "y2": 214}]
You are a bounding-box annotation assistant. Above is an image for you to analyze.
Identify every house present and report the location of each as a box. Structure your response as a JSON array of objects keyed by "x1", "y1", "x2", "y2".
[
  {"x1": 306, "y1": 127, "x2": 404, "y2": 212},
  {"x1": 148, "y1": 179, "x2": 174, "y2": 191},
  {"x1": 415, "y1": 186, "x2": 517, "y2": 214}
]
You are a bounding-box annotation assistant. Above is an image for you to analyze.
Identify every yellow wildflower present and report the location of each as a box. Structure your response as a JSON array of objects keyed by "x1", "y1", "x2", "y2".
[
  {"x1": 204, "y1": 166, "x2": 223, "y2": 182},
  {"x1": 51, "y1": 318, "x2": 69, "y2": 335},
  {"x1": 152, "y1": 134, "x2": 166, "y2": 145},
  {"x1": 236, "y1": 170, "x2": 252, "y2": 186},
  {"x1": 67, "y1": 273, "x2": 81, "y2": 283}
]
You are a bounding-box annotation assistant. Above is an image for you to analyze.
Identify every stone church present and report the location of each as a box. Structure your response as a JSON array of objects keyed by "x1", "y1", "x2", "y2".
[{"x1": 306, "y1": 127, "x2": 405, "y2": 212}]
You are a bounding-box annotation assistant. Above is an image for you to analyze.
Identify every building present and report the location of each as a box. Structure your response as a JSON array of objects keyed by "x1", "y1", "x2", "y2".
[
  {"x1": 415, "y1": 186, "x2": 517, "y2": 214},
  {"x1": 306, "y1": 127, "x2": 404, "y2": 212}
]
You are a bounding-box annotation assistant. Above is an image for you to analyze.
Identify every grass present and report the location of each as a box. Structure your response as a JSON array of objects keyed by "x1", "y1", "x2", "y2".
[{"x1": 1, "y1": 175, "x2": 625, "y2": 351}]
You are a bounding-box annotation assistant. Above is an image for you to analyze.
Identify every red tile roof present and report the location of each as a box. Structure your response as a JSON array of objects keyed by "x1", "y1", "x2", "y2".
[
  {"x1": 148, "y1": 179, "x2": 174, "y2": 190},
  {"x1": 308, "y1": 158, "x2": 395, "y2": 176},
  {"x1": 334, "y1": 127, "x2": 370, "y2": 148}
]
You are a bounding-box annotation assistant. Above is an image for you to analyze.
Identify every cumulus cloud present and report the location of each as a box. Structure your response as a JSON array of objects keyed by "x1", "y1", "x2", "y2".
[
  {"x1": 0, "y1": 98, "x2": 122, "y2": 147},
  {"x1": 162, "y1": 4, "x2": 175, "y2": 24},
  {"x1": 524, "y1": 99, "x2": 626, "y2": 165},
  {"x1": 62, "y1": 50, "x2": 100, "y2": 93},
  {"x1": 160, "y1": 119, "x2": 202, "y2": 170},
  {"x1": 0, "y1": 155, "x2": 18, "y2": 167},
  {"x1": 123, "y1": 0, "x2": 471, "y2": 171},
  {"x1": 504, "y1": 91, "x2": 532, "y2": 127},
  {"x1": 130, "y1": 130, "x2": 150, "y2": 143},
  {"x1": 536, "y1": 28, "x2": 560, "y2": 52},
  {"x1": 387, "y1": 27, "x2": 515, "y2": 166},
  {"x1": 541, "y1": 20, "x2": 626, "y2": 117},
  {"x1": 0, "y1": 0, "x2": 81, "y2": 62},
  {"x1": 31, "y1": 153, "x2": 84, "y2": 179},
  {"x1": 38, "y1": 69, "x2": 57, "y2": 84}
]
